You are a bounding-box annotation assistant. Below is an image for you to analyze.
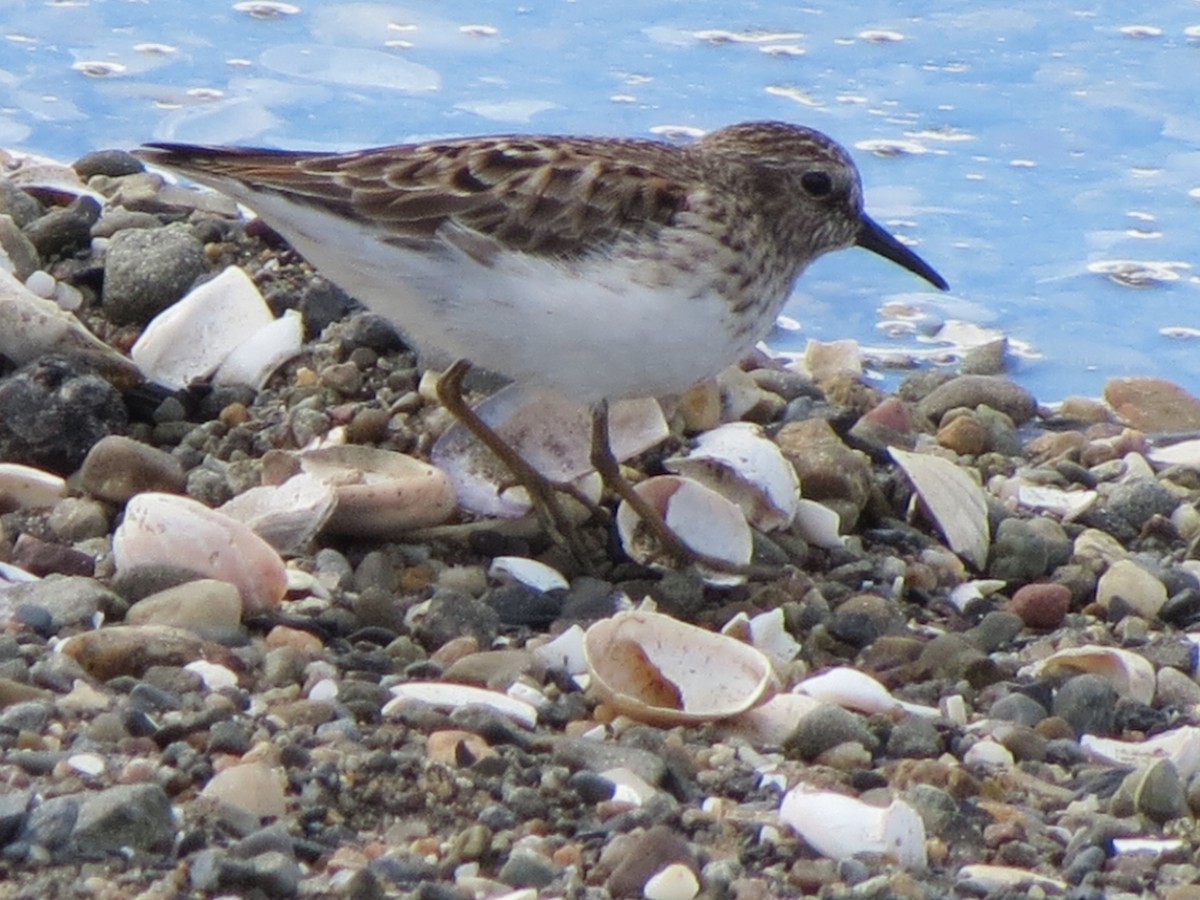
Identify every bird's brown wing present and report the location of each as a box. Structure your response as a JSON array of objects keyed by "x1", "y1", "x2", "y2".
[{"x1": 136, "y1": 136, "x2": 693, "y2": 259}]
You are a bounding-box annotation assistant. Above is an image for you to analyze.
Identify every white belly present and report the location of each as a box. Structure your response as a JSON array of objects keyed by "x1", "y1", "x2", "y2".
[{"x1": 243, "y1": 190, "x2": 763, "y2": 403}]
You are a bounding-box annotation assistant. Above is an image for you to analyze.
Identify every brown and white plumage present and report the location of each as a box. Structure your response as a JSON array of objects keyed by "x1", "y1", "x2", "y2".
[{"x1": 135, "y1": 121, "x2": 945, "y2": 404}]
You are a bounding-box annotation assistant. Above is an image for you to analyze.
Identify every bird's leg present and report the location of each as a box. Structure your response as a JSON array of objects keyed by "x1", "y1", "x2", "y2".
[
  {"x1": 435, "y1": 360, "x2": 595, "y2": 564},
  {"x1": 589, "y1": 401, "x2": 757, "y2": 575}
]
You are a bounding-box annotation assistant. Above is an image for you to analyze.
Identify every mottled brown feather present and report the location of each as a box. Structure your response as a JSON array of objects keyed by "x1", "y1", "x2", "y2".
[{"x1": 139, "y1": 136, "x2": 695, "y2": 258}]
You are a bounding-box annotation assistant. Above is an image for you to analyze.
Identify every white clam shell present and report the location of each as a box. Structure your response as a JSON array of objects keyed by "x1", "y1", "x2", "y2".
[
  {"x1": 615, "y1": 475, "x2": 752, "y2": 586},
  {"x1": 219, "y1": 472, "x2": 337, "y2": 554},
  {"x1": 432, "y1": 382, "x2": 667, "y2": 517},
  {"x1": 1028, "y1": 646, "x2": 1156, "y2": 705},
  {"x1": 113, "y1": 492, "x2": 287, "y2": 615},
  {"x1": 582, "y1": 609, "x2": 775, "y2": 726},
  {"x1": 214, "y1": 308, "x2": 304, "y2": 389},
  {"x1": 383, "y1": 682, "x2": 538, "y2": 728},
  {"x1": 664, "y1": 422, "x2": 799, "y2": 531},
  {"x1": 298, "y1": 445, "x2": 457, "y2": 536},
  {"x1": 1015, "y1": 483, "x2": 1097, "y2": 521},
  {"x1": 890, "y1": 446, "x2": 989, "y2": 569},
  {"x1": 131, "y1": 266, "x2": 275, "y2": 389},
  {"x1": 0, "y1": 463, "x2": 66, "y2": 511},
  {"x1": 724, "y1": 692, "x2": 823, "y2": 746},
  {"x1": 489, "y1": 556, "x2": 568, "y2": 593},
  {"x1": 792, "y1": 498, "x2": 844, "y2": 549},
  {"x1": 795, "y1": 667, "x2": 937, "y2": 718},
  {"x1": 531, "y1": 624, "x2": 587, "y2": 675},
  {"x1": 963, "y1": 739, "x2": 1014, "y2": 768},
  {"x1": 778, "y1": 783, "x2": 927, "y2": 869},
  {"x1": 1082, "y1": 725, "x2": 1200, "y2": 779}
]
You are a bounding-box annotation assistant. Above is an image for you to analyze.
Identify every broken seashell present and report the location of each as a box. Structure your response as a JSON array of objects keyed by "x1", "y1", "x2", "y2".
[
  {"x1": 1028, "y1": 646, "x2": 1155, "y2": 705},
  {"x1": 489, "y1": 556, "x2": 568, "y2": 593},
  {"x1": 792, "y1": 498, "x2": 844, "y2": 549},
  {"x1": 0, "y1": 463, "x2": 67, "y2": 511},
  {"x1": 383, "y1": 682, "x2": 538, "y2": 729},
  {"x1": 1015, "y1": 483, "x2": 1097, "y2": 521},
  {"x1": 615, "y1": 475, "x2": 752, "y2": 585},
  {"x1": 963, "y1": 739, "x2": 1014, "y2": 768},
  {"x1": 219, "y1": 473, "x2": 337, "y2": 555},
  {"x1": 778, "y1": 783, "x2": 927, "y2": 869},
  {"x1": 664, "y1": 422, "x2": 799, "y2": 531},
  {"x1": 583, "y1": 610, "x2": 775, "y2": 726},
  {"x1": 0, "y1": 269, "x2": 140, "y2": 387},
  {"x1": 890, "y1": 447, "x2": 989, "y2": 569},
  {"x1": 724, "y1": 692, "x2": 823, "y2": 746},
  {"x1": 1082, "y1": 725, "x2": 1200, "y2": 779},
  {"x1": 531, "y1": 624, "x2": 587, "y2": 675},
  {"x1": 298, "y1": 445, "x2": 457, "y2": 536},
  {"x1": 112, "y1": 492, "x2": 287, "y2": 615},
  {"x1": 131, "y1": 266, "x2": 276, "y2": 389},
  {"x1": 795, "y1": 667, "x2": 938, "y2": 718},
  {"x1": 431, "y1": 382, "x2": 667, "y2": 517},
  {"x1": 214, "y1": 308, "x2": 304, "y2": 389}
]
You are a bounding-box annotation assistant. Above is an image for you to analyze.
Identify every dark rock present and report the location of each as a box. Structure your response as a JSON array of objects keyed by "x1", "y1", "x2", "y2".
[
  {"x1": 72, "y1": 783, "x2": 175, "y2": 855},
  {"x1": 989, "y1": 693, "x2": 1048, "y2": 727},
  {"x1": 23, "y1": 195, "x2": 100, "y2": 260},
  {"x1": 10, "y1": 534, "x2": 94, "y2": 578},
  {"x1": 886, "y1": 716, "x2": 943, "y2": 758},
  {"x1": 73, "y1": 149, "x2": 144, "y2": 179},
  {"x1": 5, "y1": 576, "x2": 122, "y2": 630},
  {"x1": 497, "y1": 850, "x2": 557, "y2": 888},
  {"x1": 0, "y1": 356, "x2": 127, "y2": 474},
  {"x1": 784, "y1": 705, "x2": 878, "y2": 760},
  {"x1": 17, "y1": 794, "x2": 81, "y2": 855},
  {"x1": 487, "y1": 583, "x2": 562, "y2": 628},
  {"x1": 412, "y1": 590, "x2": 500, "y2": 650},
  {"x1": 988, "y1": 518, "x2": 1051, "y2": 582},
  {"x1": 102, "y1": 221, "x2": 207, "y2": 325},
  {"x1": 917, "y1": 375, "x2": 1037, "y2": 425},
  {"x1": 1053, "y1": 674, "x2": 1118, "y2": 736},
  {"x1": 1105, "y1": 477, "x2": 1179, "y2": 531},
  {"x1": 78, "y1": 434, "x2": 187, "y2": 502}
]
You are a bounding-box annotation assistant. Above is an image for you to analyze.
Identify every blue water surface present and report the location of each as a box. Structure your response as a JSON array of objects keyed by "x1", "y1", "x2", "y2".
[{"x1": 2, "y1": 0, "x2": 1199, "y2": 402}]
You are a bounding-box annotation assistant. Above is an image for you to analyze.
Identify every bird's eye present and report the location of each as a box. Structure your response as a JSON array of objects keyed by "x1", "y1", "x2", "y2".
[{"x1": 800, "y1": 170, "x2": 833, "y2": 198}]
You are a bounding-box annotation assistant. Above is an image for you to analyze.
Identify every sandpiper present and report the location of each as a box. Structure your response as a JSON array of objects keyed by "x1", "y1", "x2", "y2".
[{"x1": 136, "y1": 121, "x2": 947, "y2": 569}]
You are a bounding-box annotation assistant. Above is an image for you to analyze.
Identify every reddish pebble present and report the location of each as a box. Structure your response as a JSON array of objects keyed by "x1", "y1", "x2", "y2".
[{"x1": 1009, "y1": 583, "x2": 1071, "y2": 629}]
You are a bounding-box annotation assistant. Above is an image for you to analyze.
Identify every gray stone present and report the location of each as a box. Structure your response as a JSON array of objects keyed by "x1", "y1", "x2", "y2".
[
  {"x1": 0, "y1": 700, "x2": 53, "y2": 732},
  {"x1": 886, "y1": 716, "x2": 943, "y2": 758},
  {"x1": 498, "y1": 849, "x2": 558, "y2": 888},
  {"x1": 784, "y1": 705, "x2": 878, "y2": 760},
  {"x1": 218, "y1": 851, "x2": 302, "y2": 898},
  {"x1": 0, "y1": 790, "x2": 30, "y2": 845},
  {"x1": 988, "y1": 517, "x2": 1051, "y2": 582},
  {"x1": 551, "y1": 736, "x2": 666, "y2": 787},
  {"x1": 0, "y1": 356, "x2": 127, "y2": 474},
  {"x1": 72, "y1": 783, "x2": 175, "y2": 855},
  {"x1": 0, "y1": 214, "x2": 39, "y2": 280},
  {"x1": 79, "y1": 434, "x2": 186, "y2": 503},
  {"x1": 102, "y1": 222, "x2": 207, "y2": 325},
  {"x1": 19, "y1": 794, "x2": 81, "y2": 854},
  {"x1": 4, "y1": 575, "x2": 123, "y2": 630},
  {"x1": 1053, "y1": 674, "x2": 1118, "y2": 736},
  {"x1": 1105, "y1": 477, "x2": 1179, "y2": 532},
  {"x1": 916, "y1": 375, "x2": 1037, "y2": 425},
  {"x1": 23, "y1": 196, "x2": 100, "y2": 260},
  {"x1": 967, "y1": 611, "x2": 1023, "y2": 652},
  {"x1": 988, "y1": 693, "x2": 1048, "y2": 727}
]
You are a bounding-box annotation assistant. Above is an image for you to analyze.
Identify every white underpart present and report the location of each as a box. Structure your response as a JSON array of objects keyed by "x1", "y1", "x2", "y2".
[{"x1": 206, "y1": 179, "x2": 762, "y2": 404}]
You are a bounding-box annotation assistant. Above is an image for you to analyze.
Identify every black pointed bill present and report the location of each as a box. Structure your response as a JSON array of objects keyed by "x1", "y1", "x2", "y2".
[{"x1": 856, "y1": 214, "x2": 948, "y2": 291}]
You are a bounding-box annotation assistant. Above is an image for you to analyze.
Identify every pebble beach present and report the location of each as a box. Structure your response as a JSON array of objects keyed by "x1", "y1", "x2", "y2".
[{"x1": 2, "y1": 147, "x2": 1200, "y2": 900}]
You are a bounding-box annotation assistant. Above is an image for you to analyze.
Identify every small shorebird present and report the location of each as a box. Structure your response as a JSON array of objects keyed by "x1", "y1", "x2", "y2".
[{"x1": 137, "y1": 121, "x2": 947, "y2": 569}]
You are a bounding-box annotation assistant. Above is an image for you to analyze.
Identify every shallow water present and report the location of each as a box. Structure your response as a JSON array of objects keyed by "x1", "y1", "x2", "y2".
[{"x1": 2, "y1": 0, "x2": 1198, "y2": 402}]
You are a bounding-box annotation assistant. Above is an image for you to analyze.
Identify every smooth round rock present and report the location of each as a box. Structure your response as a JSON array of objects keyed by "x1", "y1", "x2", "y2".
[
  {"x1": 125, "y1": 579, "x2": 244, "y2": 639},
  {"x1": 988, "y1": 518, "x2": 1051, "y2": 582},
  {"x1": 989, "y1": 693, "x2": 1048, "y2": 727},
  {"x1": 1053, "y1": 674, "x2": 1118, "y2": 736},
  {"x1": 102, "y1": 222, "x2": 207, "y2": 325},
  {"x1": 917, "y1": 375, "x2": 1038, "y2": 425},
  {"x1": 79, "y1": 434, "x2": 187, "y2": 503},
  {"x1": 1096, "y1": 559, "x2": 1168, "y2": 621},
  {"x1": 1008, "y1": 582, "x2": 1072, "y2": 629},
  {"x1": 785, "y1": 705, "x2": 878, "y2": 760}
]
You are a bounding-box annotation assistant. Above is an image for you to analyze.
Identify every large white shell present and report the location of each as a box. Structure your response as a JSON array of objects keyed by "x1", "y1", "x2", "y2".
[
  {"x1": 298, "y1": 445, "x2": 457, "y2": 536},
  {"x1": 1082, "y1": 726, "x2": 1200, "y2": 779},
  {"x1": 431, "y1": 382, "x2": 668, "y2": 517},
  {"x1": 615, "y1": 475, "x2": 752, "y2": 586},
  {"x1": 1027, "y1": 646, "x2": 1156, "y2": 705},
  {"x1": 131, "y1": 266, "x2": 275, "y2": 389},
  {"x1": 112, "y1": 492, "x2": 287, "y2": 614},
  {"x1": 583, "y1": 610, "x2": 775, "y2": 726},
  {"x1": 219, "y1": 472, "x2": 337, "y2": 554},
  {"x1": 794, "y1": 667, "x2": 938, "y2": 718},
  {"x1": 664, "y1": 422, "x2": 799, "y2": 531},
  {"x1": 214, "y1": 308, "x2": 304, "y2": 389},
  {"x1": 890, "y1": 447, "x2": 989, "y2": 569},
  {"x1": 778, "y1": 783, "x2": 927, "y2": 869},
  {"x1": 0, "y1": 463, "x2": 67, "y2": 511}
]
